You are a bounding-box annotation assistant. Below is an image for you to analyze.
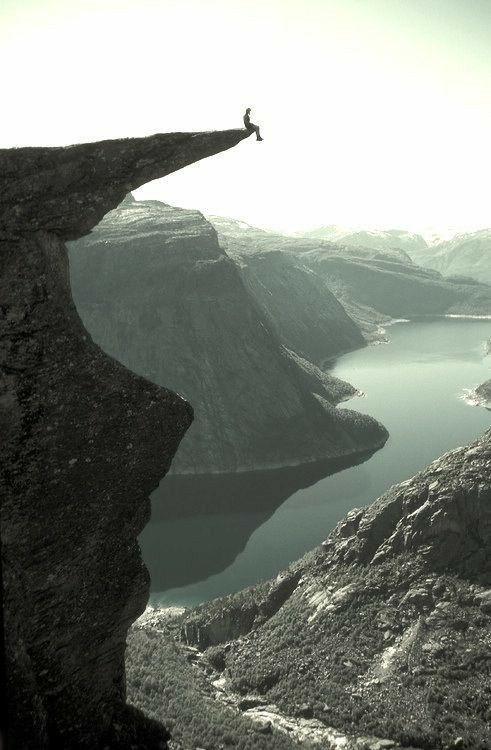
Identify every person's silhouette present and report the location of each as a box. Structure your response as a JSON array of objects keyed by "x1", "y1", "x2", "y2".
[{"x1": 243, "y1": 108, "x2": 263, "y2": 141}]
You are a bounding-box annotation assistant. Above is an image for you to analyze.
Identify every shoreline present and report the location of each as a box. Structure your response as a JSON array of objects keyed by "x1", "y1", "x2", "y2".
[
  {"x1": 379, "y1": 313, "x2": 491, "y2": 332},
  {"x1": 167, "y1": 433, "x2": 387, "y2": 477},
  {"x1": 168, "y1": 315, "x2": 490, "y2": 478}
]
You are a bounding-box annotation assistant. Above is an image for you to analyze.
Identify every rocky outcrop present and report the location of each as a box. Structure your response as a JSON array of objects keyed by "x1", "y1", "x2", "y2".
[
  {"x1": 69, "y1": 197, "x2": 388, "y2": 474},
  {"x1": 169, "y1": 428, "x2": 491, "y2": 748},
  {"x1": 0, "y1": 129, "x2": 252, "y2": 748},
  {"x1": 324, "y1": 429, "x2": 491, "y2": 579},
  {"x1": 0, "y1": 130, "x2": 252, "y2": 240},
  {"x1": 180, "y1": 570, "x2": 302, "y2": 648},
  {"x1": 474, "y1": 379, "x2": 491, "y2": 409}
]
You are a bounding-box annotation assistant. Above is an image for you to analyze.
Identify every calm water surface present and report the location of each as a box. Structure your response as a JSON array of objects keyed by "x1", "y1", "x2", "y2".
[{"x1": 141, "y1": 319, "x2": 490, "y2": 607}]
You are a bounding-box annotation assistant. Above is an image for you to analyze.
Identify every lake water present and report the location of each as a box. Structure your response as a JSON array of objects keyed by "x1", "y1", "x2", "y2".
[{"x1": 141, "y1": 318, "x2": 490, "y2": 608}]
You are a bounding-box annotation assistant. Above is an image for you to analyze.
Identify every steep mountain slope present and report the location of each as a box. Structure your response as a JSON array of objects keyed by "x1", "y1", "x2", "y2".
[
  {"x1": 160, "y1": 428, "x2": 491, "y2": 749},
  {"x1": 126, "y1": 618, "x2": 309, "y2": 750},
  {"x1": 70, "y1": 198, "x2": 387, "y2": 475},
  {"x1": 229, "y1": 249, "x2": 365, "y2": 364},
  {"x1": 210, "y1": 217, "x2": 491, "y2": 331},
  {"x1": 0, "y1": 128, "x2": 252, "y2": 749},
  {"x1": 408, "y1": 229, "x2": 491, "y2": 286}
]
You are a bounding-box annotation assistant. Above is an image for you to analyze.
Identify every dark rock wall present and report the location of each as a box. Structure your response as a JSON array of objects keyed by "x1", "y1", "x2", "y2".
[
  {"x1": 2, "y1": 231, "x2": 191, "y2": 746},
  {"x1": 0, "y1": 130, "x2": 250, "y2": 747}
]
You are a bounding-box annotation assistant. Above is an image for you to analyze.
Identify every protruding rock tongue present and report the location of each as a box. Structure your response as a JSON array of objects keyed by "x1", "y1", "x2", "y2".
[
  {"x1": 0, "y1": 128, "x2": 249, "y2": 747},
  {"x1": 0, "y1": 128, "x2": 252, "y2": 240}
]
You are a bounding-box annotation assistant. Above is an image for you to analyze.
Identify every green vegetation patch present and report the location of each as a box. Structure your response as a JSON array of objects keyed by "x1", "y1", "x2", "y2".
[{"x1": 126, "y1": 625, "x2": 309, "y2": 750}]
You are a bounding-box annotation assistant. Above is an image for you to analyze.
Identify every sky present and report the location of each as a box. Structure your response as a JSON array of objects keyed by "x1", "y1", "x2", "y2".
[{"x1": 1, "y1": 0, "x2": 490, "y2": 233}]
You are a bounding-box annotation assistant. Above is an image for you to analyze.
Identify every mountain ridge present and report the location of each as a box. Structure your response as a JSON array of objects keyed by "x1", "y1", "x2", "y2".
[{"x1": 408, "y1": 229, "x2": 491, "y2": 286}]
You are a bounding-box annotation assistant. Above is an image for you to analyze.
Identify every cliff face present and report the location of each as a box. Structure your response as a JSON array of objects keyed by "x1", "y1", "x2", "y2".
[
  {"x1": 210, "y1": 216, "x2": 366, "y2": 361},
  {"x1": 0, "y1": 129, "x2": 251, "y2": 748},
  {"x1": 69, "y1": 198, "x2": 387, "y2": 474},
  {"x1": 227, "y1": 250, "x2": 365, "y2": 364},
  {"x1": 169, "y1": 429, "x2": 491, "y2": 748}
]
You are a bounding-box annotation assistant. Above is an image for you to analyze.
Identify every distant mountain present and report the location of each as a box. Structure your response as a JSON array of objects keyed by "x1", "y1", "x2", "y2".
[
  {"x1": 408, "y1": 229, "x2": 491, "y2": 286},
  {"x1": 69, "y1": 199, "x2": 387, "y2": 475},
  {"x1": 210, "y1": 217, "x2": 491, "y2": 339},
  {"x1": 299, "y1": 226, "x2": 428, "y2": 255},
  {"x1": 299, "y1": 244, "x2": 491, "y2": 322},
  {"x1": 209, "y1": 215, "x2": 335, "y2": 256},
  {"x1": 212, "y1": 217, "x2": 416, "y2": 264},
  {"x1": 420, "y1": 228, "x2": 462, "y2": 246}
]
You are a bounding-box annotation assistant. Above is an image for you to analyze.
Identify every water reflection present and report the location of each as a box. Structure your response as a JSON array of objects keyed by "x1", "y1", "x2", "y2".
[{"x1": 141, "y1": 450, "x2": 376, "y2": 591}]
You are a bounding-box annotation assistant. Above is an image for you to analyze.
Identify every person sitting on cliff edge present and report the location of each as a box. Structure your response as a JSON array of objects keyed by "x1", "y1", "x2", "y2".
[{"x1": 243, "y1": 108, "x2": 263, "y2": 141}]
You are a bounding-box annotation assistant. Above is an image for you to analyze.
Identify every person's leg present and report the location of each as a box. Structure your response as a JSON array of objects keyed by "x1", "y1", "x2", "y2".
[{"x1": 254, "y1": 125, "x2": 263, "y2": 141}]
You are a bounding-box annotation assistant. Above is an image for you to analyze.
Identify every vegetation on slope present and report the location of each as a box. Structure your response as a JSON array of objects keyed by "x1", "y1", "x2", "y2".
[
  {"x1": 223, "y1": 560, "x2": 491, "y2": 748},
  {"x1": 166, "y1": 431, "x2": 491, "y2": 749},
  {"x1": 126, "y1": 624, "x2": 310, "y2": 750}
]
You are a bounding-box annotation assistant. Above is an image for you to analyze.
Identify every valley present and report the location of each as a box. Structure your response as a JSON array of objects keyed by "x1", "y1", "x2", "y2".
[{"x1": 143, "y1": 317, "x2": 490, "y2": 606}]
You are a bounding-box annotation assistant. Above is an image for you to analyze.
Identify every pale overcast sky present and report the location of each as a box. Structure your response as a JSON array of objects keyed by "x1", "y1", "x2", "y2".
[{"x1": 1, "y1": 0, "x2": 490, "y2": 232}]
